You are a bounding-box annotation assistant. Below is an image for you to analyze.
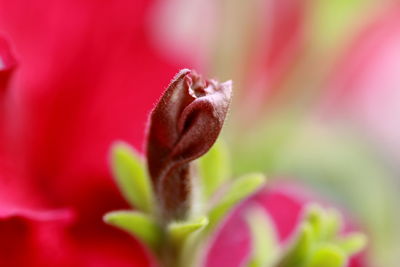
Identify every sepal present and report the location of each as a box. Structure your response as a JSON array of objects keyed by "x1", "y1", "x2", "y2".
[
  {"x1": 103, "y1": 210, "x2": 162, "y2": 252},
  {"x1": 167, "y1": 216, "x2": 209, "y2": 249},
  {"x1": 110, "y1": 142, "x2": 155, "y2": 213},
  {"x1": 198, "y1": 140, "x2": 231, "y2": 199},
  {"x1": 208, "y1": 173, "x2": 267, "y2": 231}
]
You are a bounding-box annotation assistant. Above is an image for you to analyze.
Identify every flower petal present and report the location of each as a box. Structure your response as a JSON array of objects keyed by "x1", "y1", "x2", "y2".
[{"x1": 0, "y1": 0, "x2": 187, "y2": 216}]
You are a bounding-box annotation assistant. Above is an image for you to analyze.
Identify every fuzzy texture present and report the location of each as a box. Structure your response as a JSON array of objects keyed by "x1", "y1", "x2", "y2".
[{"x1": 146, "y1": 69, "x2": 232, "y2": 221}]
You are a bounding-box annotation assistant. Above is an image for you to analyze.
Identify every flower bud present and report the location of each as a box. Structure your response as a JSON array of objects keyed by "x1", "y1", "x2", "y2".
[{"x1": 146, "y1": 69, "x2": 232, "y2": 221}]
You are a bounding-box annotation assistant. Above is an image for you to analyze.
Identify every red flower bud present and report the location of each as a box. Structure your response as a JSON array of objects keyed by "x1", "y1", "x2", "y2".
[{"x1": 146, "y1": 69, "x2": 232, "y2": 221}]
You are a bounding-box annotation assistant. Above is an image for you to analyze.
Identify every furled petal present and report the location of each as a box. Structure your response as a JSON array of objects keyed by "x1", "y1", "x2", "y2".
[{"x1": 146, "y1": 69, "x2": 232, "y2": 221}]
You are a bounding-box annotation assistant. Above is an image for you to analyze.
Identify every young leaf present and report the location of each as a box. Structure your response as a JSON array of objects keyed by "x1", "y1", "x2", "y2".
[
  {"x1": 198, "y1": 140, "x2": 231, "y2": 199},
  {"x1": 323, "y1": 208, "x2": 343, "y2": 240},
  {"x1": 245, "y1": 205, "x2": 279, "y2": 267},
  {"x1": 168, "y1": 216, "x2": 209, "y2": 247},
  {"x1": 307, "y1": 244, "x2": 346, "y2": 267},
  {"x1": 185, "y1": 176, "x2": 266, "y2": 267},
  {"x1": 337, "y1": 233, "x2": 367, "y2": 255},
  {"x1": 208, "y1": 173, "x2": 266, "y2": 230},
  {"x1": 111, "y1": 142, "x2": 154, "y2": 213},
  {"x1": 104, "y1": 210, "x2": 162, "y2": 251},
  {"x1": 305, "y1": 204, "x2": 325, "y2": 240},
  {"x1": 276, "y1": 222, "x2": 314, "y2": 267},
  {"x1": 277, "y1": 204, "x2": 366, "y2": 267}
]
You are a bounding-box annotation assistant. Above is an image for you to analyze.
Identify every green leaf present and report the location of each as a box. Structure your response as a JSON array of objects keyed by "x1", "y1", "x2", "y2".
[
  {"x1": 277, "y1": 204, "x2": 366, "y2": 267},
  {"x1": 322, "y1": 208, "x2": 342, "y2": 240},
  {"x1": 337, "y1": 233, "x2": 367, "y2": 255},
  {"x1": 245, "y1": 205, "x2": 279, "y2": 267},
  {"x1": 111, "y1": 142, "x2": 154, "y2": 213},
  {"x1": 104, "y1": 210, "x2": 162, "y2": 251},
  {"x1": 277, "y1": 222, "x2": 313, "y2": 267},
  {"x1": 198, "y1": 140, "x2": 231, "y2": 199},
  {"x1": 168, "y1": 216, "x2": 209, "y2": 247},
  {"x1": 307, "y1": 244, "x2": 346, "y2": 267},
  {"x1": 304, "y1": 204, "x2": 325, "y2": 241},
  {"x1": 208, "y1": 173, "x2": 266, "y2": 231},
  {"x1": 304, "y1": 204, "x2": 342, "y2": 242}
]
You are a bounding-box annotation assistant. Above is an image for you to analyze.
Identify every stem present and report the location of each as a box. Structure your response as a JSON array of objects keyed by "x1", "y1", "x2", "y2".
[{"x1": 159, "y1": 240, "x2": 181, "y2": 267}]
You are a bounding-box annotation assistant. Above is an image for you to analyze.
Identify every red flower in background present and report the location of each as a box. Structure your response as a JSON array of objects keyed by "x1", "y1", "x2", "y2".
[
  {"x1": 0, "y1": 0, "x2": 187, "y2": 265},
  {"x1": 207, "y1": 182, "x2": 366, "y2": 267}
]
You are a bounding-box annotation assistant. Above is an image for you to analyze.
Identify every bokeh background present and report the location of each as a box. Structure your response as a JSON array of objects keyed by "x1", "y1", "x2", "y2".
[
  {"x1": 0, "y1": 0, "x2": 398, "y2": 266},
  {"x1": 148, "y1": 0, "x2": 400, "y2": 265}
]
